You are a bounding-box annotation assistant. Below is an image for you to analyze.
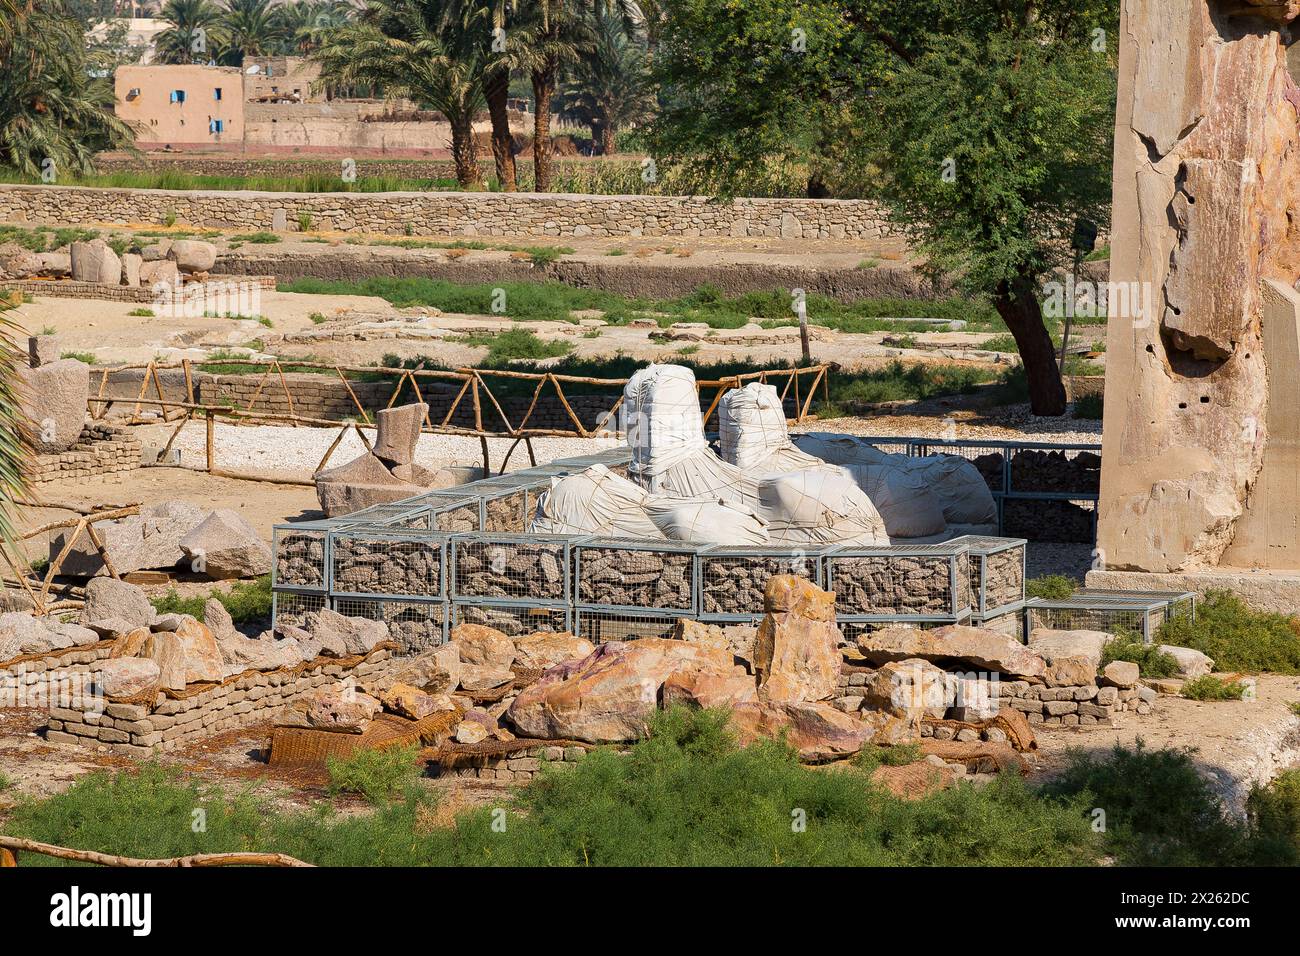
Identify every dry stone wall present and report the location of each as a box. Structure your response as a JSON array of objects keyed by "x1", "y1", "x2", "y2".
[
  {"x1": 0, "y1": 183, "x2": 890, "y2": 241},
  {"x1": 29, "y1": 423, "x2": 140, "y2": 484}
]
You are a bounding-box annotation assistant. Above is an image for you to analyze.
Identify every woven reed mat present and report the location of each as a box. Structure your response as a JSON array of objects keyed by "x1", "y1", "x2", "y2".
[
  {"x1": 429, "y1": 737, "x2": 594, "y2": 769},
  {"x1": 920, "y1": 739, "x2": 1029, "y2": 775},
  {"x1": 160, "y1": 641, "x2": 399, "y2": 701},
  {"x1": 269, "y1": 710, "x2": 454, "y2": 768},
  {"x1": 0, "y1": 637, "x2": 116, "y2": 672},
  {"x1": 924, "y1": 709, "x2": 1037, "y2": 752}
]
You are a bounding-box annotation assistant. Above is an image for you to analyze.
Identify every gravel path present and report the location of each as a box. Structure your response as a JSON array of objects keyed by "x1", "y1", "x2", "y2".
[{"x1": 794, "y1": 412, "x2": 1102, "y2": 446}]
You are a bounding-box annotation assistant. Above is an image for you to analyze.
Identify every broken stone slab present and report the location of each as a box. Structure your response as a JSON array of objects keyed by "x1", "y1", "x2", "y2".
[
  {"x1": 70, "y1": 238, "x2": 122, "y2": 284},
  {"x1": 380, "y1": 683, "x2": 452, "y2": 720},
  {"x1": 301, "y1": 608, "x2": 388, "y2": 656},
  {"x1": 178, "y1": 508, "x2": 272, "y2": 580},
  {"x1": 80, "y1": 578, "x2": 155, "y2": 630},
  {"x1": 121, "y1": 252, "x2": 142, "y2": 288},
  {"x1": 458, "y1": 662, "x2": 515, "y2": 691},
  {"x1": 506, "y1": 638, "x2": 737, "y2": 743},
  {"x1": 140, "y1": 259, "x2": 180, "y2": 287},
  {"x1": 57, "y1": 500, "x2": 206, "y2": 577},
  {"x1": 35, "y1": 251, "x2": 71, "y2": 277},
  {"x1": 84, "y1": 616, "x2": 138, "y2": 641},
  {"x1": 370, "y1": 403, "x2": 427, "y2": 467},
  {"x1": 96, "y1": 657, "x2": 161, "y2": 698},
  {"x1": 0, "y1": 242, "x2": 42, "y2": 280},
  {"x1": 1029, "y1": 629, "x2": 1112, "y2": 672},
  {"x1": 18, "y1": 358, "x2": 89, "y2": 454},
  {"x1": 857, "y1": 624, "x2": 1048, "y2": 680},
  {"x1": 27, "y1": 335, "x2": 60, "y2": 368},
  {"x1": 1100, "y1": 660, "x2": 1140, "y2": 689},
  {"x1": 314, "y1": 451, "x2": 427, "y2": 518},
  {"x1": 381, "y1": 642, "x2": 461, "y2": 696},
  {"x1": 1046, "y1": 655, "x2": 1098, "y2": 688},
  {"x1": 450, "y1": 623, "x2": 516, "y2": 670},
  {"x1": 729, "y1": 700, "x2": 888, "y2": 761},
  {"x1": 661, "y1": 668, "x2": 757, "y2": 710},
  {"x1": 861, "y1": 658, "x2": 950, "y2": 719},
  {"x1": 512, "y1": 631, "x2": 595, "y2": 672},
  {"x1": 753, "y1": 576, "x2": 842, "y2": 704},
  {"x1": 167, "y1": 240, "x2": 218, "y2": 273},
  {"x1": 1157, "y1": 644, "x2": 1214, "y2": 678},
  {"x1": 0, "y1": 612, "x2": 58, "y2": 656},
  {"x1": 141, "y1": 617, "x2": 224, "y2": 688},
  {"x1": 278, "y1": 685, "x2": 381, "y2": 734}
]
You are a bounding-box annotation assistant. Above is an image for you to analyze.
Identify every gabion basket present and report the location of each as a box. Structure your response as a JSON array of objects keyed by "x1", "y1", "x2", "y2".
[
  {"x1": 1007, "y1": 444, "x2": 1102, "y2": 497},
  {"x1": 450, "y1": 533, "x2": 573, "y2": 606},
  {"x1": 1023, "y1": 594, "x2": 1171, "y2": 644},
  {"x1": 333, "y1": 502, "x2": 432, "y2": 531},
  {"x1": 332, "y1": 596, "x2": 449, "y2": 653},
  {"x1": 272, "y1": 590, "x2": 328, "y2": 629},
  {"x1": 328, "y1": 528, "x2": 446, "y2": 600},
  {"x1": 825, "y1": 542, "x2": 972, "y2": 623},
  {"x1": 575, "y1": 608, "x2": 682, "y2": 643},
  {"x1": 401, "y1": 489, "x2": 483, "y2": 534},
  {"x1": 1002, "y1": 497, "x2": 1097, "y2": 543},
  {"x1": 450, "y1": 601, "x2": 572, "y2": 638},
  {"x1": 1074, "y1": 588, "x2": 1197, "y2": 627},
  {"x1": 574, "y1": 536, "x2": 702, "y2": 614},
  {"x1": 947, "y1": 535, "x2": 1027, "y2": 617},
  {"x1": 699, "y1": 545, "x2": 827, "y2": 620},
  {"x1": 272, "y1": 521, "x2": 331, "y2": 592},
  {"x1": 910, "y1": 439, "x2": 1015, "y2": 495},
  {"x1": 971, "y1": 606, "x2": 1026, "y2": 642}
]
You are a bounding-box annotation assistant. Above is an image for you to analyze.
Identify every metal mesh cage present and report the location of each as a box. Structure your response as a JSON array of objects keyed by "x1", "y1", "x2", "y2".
[
  {"x1": 551, "y1": 445, "x2": 632, "y2": 477},
  {"x1": 575, "y1": 609, "x2": 682, "y2": 643},
  {"x1": 1024, "y1": 595, "x2": 1168, "y2": 643},
  {"x1": 329, "y1": 529, "x2": 445, "y2": 599},
  {"x1": 948, "y1": 535, "x2": 1027, "y2": 616},
  {"x1": 451, "y1": 534, "x2": 572, "y2": 604},
  {"x1": 699, "y1": 546, "x2": 826, "y2": 618},
  {"x1": 272, "y1": 523, "x2": 329, "y2": 591},
  {"x1": 972, "y1": 606, "x2": 1026, "y2": 641},
  {"x1": 272, "y1": 590, "x2": 328, "y2": 629},
  {"x1": 825, "y1": 543, "x2": 972, "y2": 621},
  {"x1": 334, "y1": 503, "x2": 432, "y2": 531},
  {"x1": 910, "y1": 439, "x2": 1012, "y2": 494},
  {"x1": 403, "y1": 490, "x2": 482, "y2": 534},
  {"x1": 451, "y1": 601, "x2": 571, "y2": 638},
  {"x1": 476, "y1": 484, "x2": 533, "y2": 533},
  {"x1": 332, "y1": 596, "x2": 448, "y2": 653},
  {"x1": 1002, "y1": 497, "x2": 1097, "y2": 543},
  {"x1": 1075, "y1": 588, "x2": 1197, "y2": 627},
  {"x1": 1008, "y1": 444, "x2": 1102, "y2": 497},
  {"x1": 574, "y1": 537, "x2": 700, "y2": 613}
]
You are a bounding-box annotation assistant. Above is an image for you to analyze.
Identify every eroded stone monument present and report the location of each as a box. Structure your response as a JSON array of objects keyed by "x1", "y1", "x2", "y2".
[{"x1": 1090, "y1": 0, "x2": 1300, "y2": 608}]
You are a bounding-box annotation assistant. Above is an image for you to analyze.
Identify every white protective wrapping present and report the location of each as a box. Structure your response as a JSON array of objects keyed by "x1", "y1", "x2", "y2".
[
  {"x1": 756, "y1": 466, "x2": 889, "y2": 547},
  {"x1": 910, "y1": 455, "x2": 998, "y2": 526},
  {"x1": 623, "y1": 364, "x2": 760, "y2": 505},
  {"x1": 644, "y1": 496, "x2": 771, "y2": 545},
  {"x1": 530, "y1": 464, "x2": 665, "y2": 538},
  {"x1": 719, "y1": 382, "x2": 825, "y2": 474},
  {"x1": 844, "y1": 464, "x2": 948, "y2": 539},
  {"x1": 790, "y1": 432, "x2": 893, "y2": 467}
]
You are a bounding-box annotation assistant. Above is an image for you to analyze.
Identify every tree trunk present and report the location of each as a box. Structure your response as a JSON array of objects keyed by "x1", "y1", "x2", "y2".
[
  {"x1": 532, "y1": 69, "x2": 555, "y2": 192},
  {"x1": 597, "y1": 122, "x2": 615, "y2": 156},
  {"x1": 483, "y1": 71, "x2": 516, "y2": 191},
  {"x1": 993, "y1": 276, "x2": 1067, "y2": 416},
  {"x1": 449, "y1": 117, "x2": 484, "y2": 190}
]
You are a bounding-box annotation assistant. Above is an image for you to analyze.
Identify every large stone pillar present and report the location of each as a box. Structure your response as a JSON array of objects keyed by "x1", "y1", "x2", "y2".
[{"x1": 1090, "y1": 0, "x2": 1300, "y2": 609}]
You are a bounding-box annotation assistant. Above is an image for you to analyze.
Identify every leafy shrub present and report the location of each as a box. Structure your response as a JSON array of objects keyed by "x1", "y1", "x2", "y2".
[
  {"x1": 327, "y1": 745, "x2": 421, "y2": 804},
  {"x1": 451, "y1": 328, "x2": 574, "y2": 362},
  {"x1": 229, "y1": 231, "x2": 280, "y2": 244},
  {"x1": 1246, "y1": 769, "x2": 1300, "y2": 862},
  {"x1": 151, "y1": 575, "x2": 272, "y2": 626},
  {"x1": 1100, "y1": 631, "x2": 1180, "y2": 679},
  {"x1": 1041, "y1": 742, "x2": 1281, "y2": 865},
  {"x1": 853, "y1": 741, "x2": 923, "y2": 771},
  {"x1": 1073, "y1": 393, "x2": 1103, "y2": 419},
  {"x1": 59, "y1": 351, "x2": 97, "y2": 364},
  {"x1": 127, "y1": 307, "x2": 155, "y2": 317},
  {"x1": 1158, "y1": 591, "x2": 1300, "y2": 674},
  {"x1": 1026, "y1": 574, "x2": 1076, "y2": 600},
  {"x1": 1181, "y1": 675, "x2": 1248, "y2": 702}
]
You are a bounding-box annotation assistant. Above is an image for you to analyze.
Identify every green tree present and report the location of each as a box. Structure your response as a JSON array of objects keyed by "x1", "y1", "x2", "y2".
[
  {"x1": 218, "y1": 0, "x2": 285, "y2": 63},
  {"x1": 312, "y1": 0, "x2": 488, "y2": 187},
  {"x1": 514, "y1": 0, "x2": 593, "y2": 191},
  {"x1": 647, "y1": 0, "x2": 1118, "y2": 415},
  {"x1": 154, "y1": 0, "x2": 226, "y2": 63},
  {"x1": 557, "y1": 8, "x2": 654, "y2": 154},
  {"x1": 278, "y1": 0, "x2": 354, "y2": 55}
]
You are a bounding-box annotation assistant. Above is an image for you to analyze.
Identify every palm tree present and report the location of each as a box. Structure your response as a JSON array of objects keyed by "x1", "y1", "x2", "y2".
[
  {"x1": 556, "y1": 8, "x2": 652, "y2": 154},
  {"x1": 279, "y1": 0, "x2": 353, "y2": 55},
  {"x1": 467, "y1": 0, "x2": 521, "y2": 191},
  {"x1": 218, "y1": 0, "x2": 284, "y2": 63},
  {"x1": 515, "y1": 0, "x2": 592, "y2": 191},
  {"x1": 154, "y1": 0, "x2": 225, "y2": 63},
  {"x1": 313, "y1": 0, "x2": 488, "y2": 188}
]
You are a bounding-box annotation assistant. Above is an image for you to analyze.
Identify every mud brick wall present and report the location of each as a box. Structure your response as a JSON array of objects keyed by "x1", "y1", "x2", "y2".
[
  {"x1": 45, "y1": 648, "x2": 398, "y2": 756},
  {"x1": 29, "y1": 423, "x2": 141, "y2": 484},
  {"x1": 4, "y1": 277, "x2": 276, "y2": 304},
  {"x1": 0, "y1": 183, "x2": 890, "y2": 241}
]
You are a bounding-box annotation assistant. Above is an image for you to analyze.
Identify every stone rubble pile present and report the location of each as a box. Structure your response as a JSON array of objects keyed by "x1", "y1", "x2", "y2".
[{"x1": 0, "y1": 237, "x2": 219, "y2": 288}]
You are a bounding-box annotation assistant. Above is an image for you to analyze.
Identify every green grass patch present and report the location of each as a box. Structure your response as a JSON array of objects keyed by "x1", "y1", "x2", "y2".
[
  {"x1": 1025, "y1": 574, "x2": 1077, "y2": 600},
  {"x1": 448, "y1": 328, "x2": 574, "y2": 362},
  {"x1": 1181, "y1": 675, "x2": 1249, "y2": 702},
  {"x1": 150, "y1": 575, "x2": 272, "y2": 627},
  {"x1": 1157, "y1": 591, "x2": 1300, "y2": 674},
  {"x1": 59, "y1": 351, "x2": 97, "y2": 364},
  {"x1": 127, "y1": 308, "x2": 155, "y2": 317},
  {"x1": 230, "y1": 232, "x2": 280, "y2": 245}
]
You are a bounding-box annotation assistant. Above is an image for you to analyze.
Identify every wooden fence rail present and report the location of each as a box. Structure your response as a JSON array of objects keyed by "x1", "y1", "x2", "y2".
[{"x1": 0, "y1": 836, "x2": 312, "y2": 868}]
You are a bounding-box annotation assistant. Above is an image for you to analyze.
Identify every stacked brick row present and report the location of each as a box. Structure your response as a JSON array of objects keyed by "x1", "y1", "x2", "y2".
[{"x1": 29, "y1": 423, "x2": 141, "y2": 483}]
